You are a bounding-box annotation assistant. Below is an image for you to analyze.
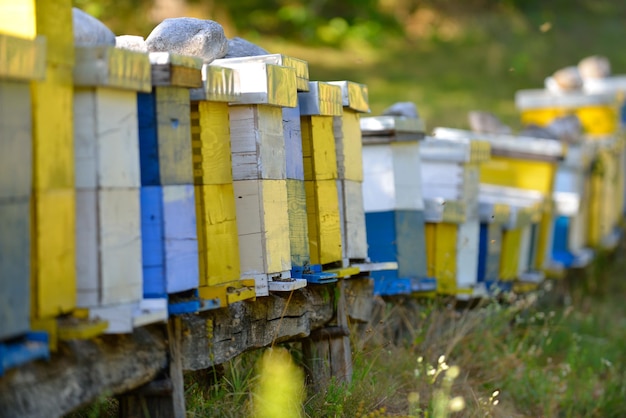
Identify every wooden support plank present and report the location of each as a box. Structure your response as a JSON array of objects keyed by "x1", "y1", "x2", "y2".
[
  {"x1": 284, "y1": 103, "x2": 304, "y2": 180},
  {"x1": 338, "y1": 179, "x2": 368, "y2": 261},
  {"x1": 228, "y1": 104, "x2": 286, "y2": 181}
]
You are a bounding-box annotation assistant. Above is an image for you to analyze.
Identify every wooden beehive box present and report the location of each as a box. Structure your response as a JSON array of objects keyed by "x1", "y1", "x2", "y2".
[
  {"x1": 73, "y1": 45, "x2": 168, "y2": 332},
  {"x1": 433, "y1": 127, "x2": 566, "y2": 275},
  {"x1": 189, "y1": 64, "x2": 256, "y2": 307},
  {"x1": 361, "y1": 116, "x2": 435, "y2": 295},
  {"x1": 419, "y1": 136, "x2": 490, "y2": 298},
  {"x1": 0, "y1": 31, "x2": 51, "y2": 372},
  {"x1": 137, "y1": 52, "x2": 202, "y2": 313},
  {"x1": 477, "y1": 201, "x2": 511, "y2": 292},
  {"x1": 210, "y1": 58, "x2": 304, "y2": 296},
  {"x1": 329, "y1": 81, "x2": 370, "y2": 264}
]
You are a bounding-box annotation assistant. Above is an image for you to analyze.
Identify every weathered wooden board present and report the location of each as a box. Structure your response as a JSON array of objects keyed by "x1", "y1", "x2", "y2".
[
  {"x1": 337, "y1": 179, "x2": 368, "y2": 261},
  {"x1": 287, "y1": 178, "x2": 311, "y2": 268},
  {"x1": 425, "y1": 222, "x2": 458, "y2": 295},
  {"x1": 76, "y1": 188, "x2": 143, "y2": 307},
  {"x1": 362, "y1": 144, "x2": 396, "y2": 212},
  {"x1": 141, "y1": 184, "x2": 199, "y2": 297},
  {"x1": 234, "y1": 179, "x2": 291, "y2": 293},
  {"x1": 138, "y1": 87, "x2": 193, "y2": 186},
  {"x1": 478, "y1": 223, "x2": 503, "y2": 283},
  {"x1": 0, "y1": 199, "x2": 31, "y2": 340},
  {"x1": 305, "y1": 179, "x2": 342, "y2": 265},
  {"x1": 194, "y1": 183, "x2": 241, "y2": 287},
  {"x1": 283, "y1": 103, "x2": 305, "y2": 180},
  {"x1": 334, "y1": 109, "x2": 364, "y2": 182},
  {"x1": 392, "y1": 141, "x2": 424, "y2": 210},
  {"x1": 229, "y1": 104, "x2": 286, "y2": 181},
  {"x1": 0, "y1": 325, "x2": 168, "y2": 418},
  {"x1": 0, "y1": 80, "x2": 32, "y2": 200},
  {"x1": 395, "y1": 210, "x2": 428, "y2": 279},
  {"x1": 31, "y1": 188, "x2": 76, "y2": 318},
  {"x1": 73, "y1": 88, "x2": 141, "y2": 189},
  {"x1": 499, "y1": 228, "x2": 521, "y2": 281},
  {"x1": 301, "y1": 115, "x2": 338, "y2": 181},
  {"x1": 456, "y1": 220, "x2": 480, "y2": 289},
  {"x1": 190, "y1": 101, "x2": 233, "y2": 186}
]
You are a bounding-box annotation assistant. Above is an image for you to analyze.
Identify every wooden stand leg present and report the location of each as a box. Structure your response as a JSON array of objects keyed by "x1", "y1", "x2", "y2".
[
  {"x1": 118, "y1": 318, "x2": 186, "y2": 418},
  {"x1": 302, "y1": 279, "x2": 353, "y2": 391}
]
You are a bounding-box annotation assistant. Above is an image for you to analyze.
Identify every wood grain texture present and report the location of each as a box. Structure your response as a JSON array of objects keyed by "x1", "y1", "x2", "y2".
[
  {"x1": 194, "y1": 184, "x2": 241, "y2": 287},
  {"x1": 138, "y1": 87, "x2": 193, "y2": 186},
  {"x1": 228, "y1": 105, "x2": 286, "y2": 181},
  {"x1": 191, "y1": 101, "x2": 233, "y2": 185},
  {"x1": 31, "y1": 64, "x2": 74, "y2": 190},
  {"x1": 76, "y1": 188, "x2": 143, "y2": 308},
  {"x1": 73, "y1": 88, "x2": 141, "y2": 189},
  {"x1": 283, "y1": 103, "x2": 305, "y2": 180},
  {"x1": 334, "y1": 110, "x2": 363, "y2": 182},
  {"x1": 499, "y1": 228, "x2": 521, "y2": 281},
  {"x1": 0, "y1": 199, "x2": 31, "y2": 340},
  {"x1": 234, "y1": 179, "x2": 291, "y2": 275},
  {"x1": 0, "y1": 0, "x2": 74, "y2": 66},
  {"x1": 455, "y1": 220, "x2": 479, "y2": 288},
  {"x1": 0, "y1": 80, "x2": 32, "y2": 200},
  {"x1": 287, "y1": 178, "x2": 310, "y2": 268},
  {"x1": 31, "y1": 188, "x2": 76, "y2": 318},
  {"x1": 340, "y1": 179, "x2": 368, "y2": 260},
  {"x1": 301, "y1": 115, "x2": 338, "y2": 181},
  {"x1": 305, "y1": 179, "x2": 342, "y2": 265},
  {"x1": 395, "y1": 209, "x2": 428, "y2": 279}
]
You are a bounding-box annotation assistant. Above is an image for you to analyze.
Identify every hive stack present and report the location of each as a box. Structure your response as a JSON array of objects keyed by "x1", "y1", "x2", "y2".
[
  {"x1": 0, "y1": 31, "x2": 50, "y2": 374},
  {"x1": 516, "y1": 89, "x2": 621, "y2": 250},
  {"x1": 189, "y1": 64, "x2": 256, "y2": 307},
  {"x1": 299, "y1": 81, "x2": 359, "y2": 279},
  {"x1": 361, "y1": 116, "x2": 435, "y2": 295},
  {"x1": 73, "y1": 46, "x2": 169, "y2": 332},
  {"x1": 137, "y1": 53, "x2": 203, "y2": 313},
  {"x1": 419, "y1": 136, "x2": 490, "y2": 297},
  {"x1": 212, "y1": 57, "x2": 305, "y2": 296}
]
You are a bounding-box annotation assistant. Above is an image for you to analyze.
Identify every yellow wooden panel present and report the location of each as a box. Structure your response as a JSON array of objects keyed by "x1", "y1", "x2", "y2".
[
  {"x1": 195, "y1": 184, "x2": 241, "y2": 287},
  {"x1": 32, "y1": 64, "x2": 74, "y2": 190},
  {"x1": 521, "y1": 105, "x2": 618, "y2": 136},
  {"x1": 535, "y1": 211, "x2": 553, "y2": 271},
  {"x1": 305, "y1": 179, "x2": 342, "y2": 265},
  {"x1": 499, "y1": 229, "x2": 521, "y2": 281},
  {"x1": 338, "y1": 110, "x2": 364, "y2": 182},
  {"x1": 261, "y1": 179, "x2": 291, "y2": 273},
  {"x1": 433, "y1": 223, "x2": 457, "y2": 295},
  {"x1": 287, "y1": 179, "x2": 310, "y2": 267},
  {"x1": 192, "y1": 101, "x2": 233, "y2": 185},
  {"x1": 31, "y1": 188, "x2": 76, "y2": 319},
  {"x1": 0, "y1": 0, "x2": 74, "y2": 66},
  {"x1": 480, "y1": 157, "x2": 556, "y2": 194},
  {"x1": 588, "y1": 168, "x2": 603, "y2": 246},
  {"x1": 301, "y1": 115, "x2": 338, "y2": 181}
]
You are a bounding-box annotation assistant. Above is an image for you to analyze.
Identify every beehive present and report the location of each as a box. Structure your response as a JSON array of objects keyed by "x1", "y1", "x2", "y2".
[
  {"x1": 0, "y1": 31, "x2": 50, "y2": 372},
  {"x1": 361, "y1": 116, "x2": 435, "y2": 295},
  {"x1": 477, "y1": 201, "x2": 511, "y2": 292},
  {"x1": 189, "y1": 64, "x2": 256, "y2": 307},
  {"x1": 137, "y1": 52, "x2": 202, "y2": 313},
  {"x1": 72, "y1": 45, "x2": 168, "y2": 332},
  {"x1": 329, "y1": 81, "x2": 370, "y2": 265},
  {"x1": 433, "y1": 127, "x2": 566, "y2": 275},
  {"x1": 211, "y1": 58, "x2": 304, "y2": 296},
  {"x1": 419, "y1": 136, "x2": 490, "y2": 297}
]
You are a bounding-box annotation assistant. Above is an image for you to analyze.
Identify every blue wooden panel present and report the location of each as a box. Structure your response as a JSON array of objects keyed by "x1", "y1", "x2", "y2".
[
  {"x1": 0, "y1": 199, "x2": 31, "y2": 340},
  {"x1": 371, "y1": 270, "x2": 412, "y2": 296},
  {"x1": 365, "y1": 211, "x2": 397, "y2": 263},
  {"x1": 552, "y1": 216, "x2": 575, "y2": 267},
  {"x1": 395, "y1": 210, "x2": 428, "y2": 279},
  {"x1": 283, "y1": 102, "x2": 304, "y2": 180},
  {"x1": 162, "y1": 184, "x2": 199, "y2": 294},
  {"x1": 141, "y1": 186, "x2": 165, "y2": 297},
  {"x1": 0, "y1": 332, "x2": 49, "y2": 376},
  {"x1": 477, "y1": 223, "x2": 489, "y2": 282},
  {"x1": 0, "y1": 81, "x2": 32, "y2": 200},
  {"x1": 137, "y1": 92, "x2": 161, "y2": 186}
]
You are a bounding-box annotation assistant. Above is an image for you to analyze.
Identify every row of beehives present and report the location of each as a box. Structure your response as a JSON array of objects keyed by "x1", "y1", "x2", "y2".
[{"x1": 2, "y1": 15, "x2": 626, "y2": 377}]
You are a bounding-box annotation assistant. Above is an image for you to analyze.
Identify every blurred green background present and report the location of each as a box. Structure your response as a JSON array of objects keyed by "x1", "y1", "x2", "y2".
[{"x1": 74, "y1": 0, "x2": 626, "y2": 130}]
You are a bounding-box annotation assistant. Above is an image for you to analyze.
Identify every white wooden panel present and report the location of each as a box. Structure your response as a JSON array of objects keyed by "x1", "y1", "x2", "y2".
[
  {"x1": 456, "y1": 220, "x2": 479, "y2": 288},
  {"x1": 362, "y1": 144, "x2": 396, "y2": 212},
  {"x1": 89, "y1": 303, "x2": 134, "y2": 334},
  {"x1": 343, "y1": 179, "x2": 368, "y2": 259},
  {"x1": 233, "y1": 180, "x2": 262, "y2": 235},
  {"x1": 517, "y1": 225, "x2": 532, "y2": 275},
  {"x1": 74, "y1": 88, "x2": 141, "y2": 189},
  {"x1": 76, "y1": 189, "x2": 99, "y2": 307},
  {"x1": 420, "y1": 161, "x2": 464, "y2": 187},
  {"x1": 392, "y1": 142, "x2": 424, "y2": 210}
]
